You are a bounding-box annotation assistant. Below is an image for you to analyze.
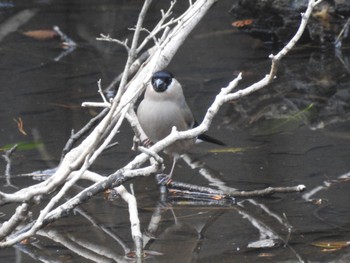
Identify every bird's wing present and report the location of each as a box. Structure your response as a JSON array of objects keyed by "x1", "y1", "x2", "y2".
[
  {"x1": 197, "y1": 133, "x2": 226, "y2": 146},
  {"x1": 181, "y1": 101, "x2": 195, "y2": 129}
]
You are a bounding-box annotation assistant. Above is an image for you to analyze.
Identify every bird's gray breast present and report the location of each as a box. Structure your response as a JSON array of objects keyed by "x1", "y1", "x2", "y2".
[{"x1": 137, "y1": 100, "x2": 190, "y2": 143}]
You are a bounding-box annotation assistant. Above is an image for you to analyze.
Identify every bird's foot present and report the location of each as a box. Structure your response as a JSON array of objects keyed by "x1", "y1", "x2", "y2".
[
  {"x1": 156, "y1": 174, "x2": 172, "y2": 195},
  {"x1": 142, "y1": 138, "x2": 152, "y2": 148},
  {"x1": 156, "y1": 173, "x2": 172, "y2": 186}
]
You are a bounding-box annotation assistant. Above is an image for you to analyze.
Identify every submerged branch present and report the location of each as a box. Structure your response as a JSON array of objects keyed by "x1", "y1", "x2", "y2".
[
  {"x1": 162, "y1": 176, "x2": 305, "y2": 199},
  {"x1": 2, "y1": 144, "x2": 18, "y2": 189}
]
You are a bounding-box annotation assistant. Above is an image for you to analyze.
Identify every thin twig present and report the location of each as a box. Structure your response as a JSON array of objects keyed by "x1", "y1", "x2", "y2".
[
  {"x1": 96, "y1": 34, "x2": 129, "y2": 52},
  {"x1": 53, "y1": 25, "x2": 77, "y2": 47},
  {"x1": 269, "y1": 0, "x2": 322, "y2": 79},
  {"x1": 335, "y1": 17, "x2": 350, "y2": 48},
  {"x1": 97, "y1": 79, "x2": 109, "y2": 104},
  {"x1": 103, "y1": 46, "x2": 157, "y2": 96},
  {"x1": 61, "y1": 108, "x2": 109, "y2": 160},
  {"x1": 113, "y1": 0, "x2": 153, "y2": 107},
  {"x1": 2, "y1": 144, "x2": 18, "y2": 189}
]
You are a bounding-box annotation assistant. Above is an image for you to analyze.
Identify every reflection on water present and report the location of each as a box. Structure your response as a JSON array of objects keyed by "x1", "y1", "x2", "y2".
[{"x1": 0, "y1": 0, "x2": 350, "y2": 262}]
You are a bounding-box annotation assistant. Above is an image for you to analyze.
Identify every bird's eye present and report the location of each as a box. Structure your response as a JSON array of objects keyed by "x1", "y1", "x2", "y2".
[{"x1": 164, "y1": 77, "x2": 172, "y2": 85}]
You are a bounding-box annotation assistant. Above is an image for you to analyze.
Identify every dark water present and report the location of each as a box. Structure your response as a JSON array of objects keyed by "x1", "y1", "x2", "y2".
[{"x1": 0, "y1": 0, "x2": 350, "y2": 262}]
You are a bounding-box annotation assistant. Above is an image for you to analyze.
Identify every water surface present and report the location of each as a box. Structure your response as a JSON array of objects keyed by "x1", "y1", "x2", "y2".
[{"x1": 0, "y1": 1, "x2": 350, "y2": 262}]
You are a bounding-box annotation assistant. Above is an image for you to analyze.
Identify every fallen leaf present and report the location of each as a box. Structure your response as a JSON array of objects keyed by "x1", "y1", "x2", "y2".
[
  {"x1": 232, "y1": 19, "x2": 254, "y2": 28},
  {"x1": 20, "y1": 238, "x2": 31, "y2": 245},
  {"x1": 208, "y1": 147, "x2": 245, "y2": 153},
  {"x1": 0, "y1": 141, "x2": 43, "y2": 152},
  {"x1": 103, "y1": 189, "x2": 120, "y2": 201},
  {"x1": 311, "y1": 240, "x2": 350, "y2": 250},
  {"x1": 208, "y1": 146, "x2": 259, "y2": 153},
  {"x1": 258, "y1": 253, "x2": 274, "y2": 258},
  {"x1": 13, "y1": 117, "x2": 27, "y2": 135},
  {"x1": 312, "y1": 4, "x2": 332, "y2": 30},
  {"x1": 22, "y1": 29, "x2": 58, "y2": 40},
  {"x1": 103, "y1": 189, "x2": 111, "y2": 200}
]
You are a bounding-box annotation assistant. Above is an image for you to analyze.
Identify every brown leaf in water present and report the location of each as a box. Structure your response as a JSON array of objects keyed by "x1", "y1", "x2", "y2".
[
  {"x1": 311, "y1": 240, "x2": 350, "y2": 251},
  {"x1": 258, "y1": 253, "x2": 275, "y2": 258},
  {"x1": 22, "y1": 29, "x2": 58, "y2": 40},
  {"x1": 103, "y1": 189, "x2": 120, "y2": 201},
  {"x1": 13, "y1": 117, "x2": 27, "y2": 136},
  {"x1": 312, "y1": 4, "x2": 332, "y2": 30},
  {"x1": 232, "y1": 19, "x2": 253, "y2": 28},
  {"x1": 208, "y1": 146, "x2": 246, "y2": 153},
  {"x1": 208, "y1": 145, "x2": 260, "y2": 153},
  {"x1": 103, "y1": 189, "x2": 111, "y2": 200},
  {"x1": 20, "y1": 238, "x2": 31, "y2": 245}
]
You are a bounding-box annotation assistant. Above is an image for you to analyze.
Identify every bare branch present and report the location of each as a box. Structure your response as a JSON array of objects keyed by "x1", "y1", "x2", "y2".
[
  {"x1": 97, "y1": 79, "x2": 109, "y2": 104},
  {"x1": 103, "y1": 46, "x2": 157, "y2": 96},
  {"x1": 269, "y1": 0, "x2": 322, "y2": 79},
  {"x1": 2, "y1": 144, "x2": 18, "y2": 188},
  {"x1": 96, "y1": 34, "x2": 129, "y2": 51},
  {"x1": 0, "y1": 203, "x2": 30, "y2": 241},
  {"x1": 113, "y1": 0, "x2": 153, "y2": 106},
  {"x1": 61, "y1": 108, "x2": 109, "y2": 160}
]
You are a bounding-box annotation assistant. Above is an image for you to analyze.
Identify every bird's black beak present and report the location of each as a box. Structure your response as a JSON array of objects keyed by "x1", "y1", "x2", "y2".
[{"x1": 152, "y1": 78, "x2": 167, "y2": 92}]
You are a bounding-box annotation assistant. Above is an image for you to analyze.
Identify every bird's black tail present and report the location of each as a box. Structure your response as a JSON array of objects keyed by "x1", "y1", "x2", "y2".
[
  {"x1": 198, "y1": 133, "x2": 226, "y2": 146},
  {"x1": 193, "y1": 120, "x2": 226, "y2": 146}
]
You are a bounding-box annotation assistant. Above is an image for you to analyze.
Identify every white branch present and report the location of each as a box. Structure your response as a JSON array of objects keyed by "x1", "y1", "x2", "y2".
[
  {"x1": 96, "y1": 34, "x2": 129, "y2": 51},
  {"x1": 269, "y1": 0, "x2": 322, "y2": 78}
]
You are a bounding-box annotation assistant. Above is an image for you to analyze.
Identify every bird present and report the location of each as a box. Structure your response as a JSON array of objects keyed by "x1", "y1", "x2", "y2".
[{"x1": 137, "y1": 70, "x2": 225, "y2": 178}]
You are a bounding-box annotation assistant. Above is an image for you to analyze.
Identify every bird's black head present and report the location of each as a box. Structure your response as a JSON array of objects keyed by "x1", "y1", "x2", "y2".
[{"x1": 151, "y1": 71, "x2": 174, "y2": 92}]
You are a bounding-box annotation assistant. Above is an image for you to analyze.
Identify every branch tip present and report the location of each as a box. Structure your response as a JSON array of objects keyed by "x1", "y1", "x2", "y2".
[{"x1": 297, "y1": 185, "x2": 306, "y2": 191}]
